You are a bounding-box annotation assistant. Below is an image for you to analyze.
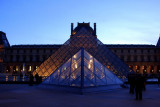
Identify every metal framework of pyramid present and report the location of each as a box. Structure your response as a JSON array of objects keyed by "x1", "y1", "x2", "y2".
[{"x1": 33, "y1": 23, "x2": 132, "y2": 87}]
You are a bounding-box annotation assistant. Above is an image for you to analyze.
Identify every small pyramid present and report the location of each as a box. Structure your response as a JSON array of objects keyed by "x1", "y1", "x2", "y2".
[{"x1": 43, "y1": 48, "x2": 123, "y2": 87}]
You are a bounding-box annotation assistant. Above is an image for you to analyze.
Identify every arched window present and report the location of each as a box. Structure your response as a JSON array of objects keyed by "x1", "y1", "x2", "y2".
[
  {"x1": 142, "y1": 65, "x2": 147, "y2": 74},
  {"x1": 135, "y1": 65, "x2": 140, "y2": 73},
  {"x1": 150, "y1": 66, "x2": 154, "y2": 73},
  {"x1": 6, "y1": 66, "x2": 10, "y2": 72}
]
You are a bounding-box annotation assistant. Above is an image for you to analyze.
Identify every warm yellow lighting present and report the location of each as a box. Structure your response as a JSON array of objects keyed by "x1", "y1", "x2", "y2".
[
  {"x1": 89, "y1": 60, "x2": 92, "y2": 63},
  {"x1": 71, "y1": 73, "x2": 76, "y2": 79},
  {"x1": 73, "y1": 32, "x2": 76, "y2": 35},
  {"x1": 23, "y1": 67, "x2": 25, "y2": 71},
  {"x1": 136, "y1": 66, "x2": 138, "y2": 69},
  {"x1": 16, "y1": 66, "x2": 18, "y2": 71},
  {"x1": 29, "y1": 66, "x2": 32, "y2": 71},
  {"x1": 75, "y1": 63, "x2": 77, "y2": 68},
  {"x1": 88, "y1": 64, "x2": 91, "y2": 69},
  {"x1": 13, "y1": 76, "x2": 16, "y2": 81},
  {"x1": 142, "y1": 66, "x2": 144, "y2": 69},
  {"x1": 73, "y1": 55, "x2": 76, "y2": 58},
  {"x1": 6, "y1": 76, "x2": 8, "y2": 81}
]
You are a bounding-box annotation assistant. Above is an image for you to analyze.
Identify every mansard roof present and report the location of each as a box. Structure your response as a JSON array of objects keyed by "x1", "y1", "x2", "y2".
[
  {"x1": 11, "y1": 44, "x2": 62, "y2": 48},
  {"x1": 105, "y1": 44, "x2": 156, "y2": 48},
  {"x1": 9, "y1": 44, "x2": 156, "y2": 49}
]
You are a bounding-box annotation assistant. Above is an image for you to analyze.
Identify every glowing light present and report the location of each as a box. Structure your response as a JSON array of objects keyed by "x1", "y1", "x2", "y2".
[
  {"x1": 16, "y1": 66, "x2": 18, "y2": 71},
  {"x1": 29, "y1": 66, "x2": 31, "y2": 71},
  {"x1": 73, "y1": 32, "x2": 76, "y2": 35},
  {"x1": 73, "y1": 55, "x2": 76, "y2": 58},
  {"x1": 89, "y1": 60, "x2": 92, "y2": 63},
  {"x1": 88, "y1": 64, "x2": 91, "y2": 69},
  {"x1": 64, "y1": 67, "x2": 66, "y2": 70},
  {"x1": 13, "y1": 76, "x2": 16, "y2": 81},
  {"x1": 6, "y1": 76, "x2": 8, "y2": 81},
  {"x1": 75, "y1": 63, "x2": 77, "y2": 68},
  {"x1": 71, "y1": 73, "x2": 76, "y2": 79}
]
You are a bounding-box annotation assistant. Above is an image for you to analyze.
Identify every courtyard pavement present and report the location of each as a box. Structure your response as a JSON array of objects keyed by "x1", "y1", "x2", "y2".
[{"x1": 0, "y1": 84, "x2": 160, "y2": 107}]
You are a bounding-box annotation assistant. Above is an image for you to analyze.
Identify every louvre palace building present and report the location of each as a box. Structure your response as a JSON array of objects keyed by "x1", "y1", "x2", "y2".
[{"x1": 0, "y1": 22, "x2": 160, "y2": 79}]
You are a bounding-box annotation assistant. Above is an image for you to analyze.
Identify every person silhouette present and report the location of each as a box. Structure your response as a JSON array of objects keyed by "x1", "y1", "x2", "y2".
[
  {"x1": 29, "y1": 73, "x2": 34, "y2": 86},
  {"x1": 135, "y1": 74, "x2": 144, "y2": 100},
  {"x1": 35, "y1": 73, "x2": 39, "y2": 84}
]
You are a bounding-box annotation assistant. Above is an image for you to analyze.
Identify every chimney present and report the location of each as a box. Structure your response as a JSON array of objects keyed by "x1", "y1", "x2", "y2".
[
  {"x1": 94, "y1": 23, "x2": 96, "y2": 35},
  {"x1": 71, "y1": 23, "x2": 74, "y2": 35}
]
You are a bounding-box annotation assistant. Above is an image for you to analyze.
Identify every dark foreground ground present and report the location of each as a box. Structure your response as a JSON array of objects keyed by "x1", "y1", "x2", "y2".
[{"x1": 0, "y1": 84, "x2": 160, "y2": 107}]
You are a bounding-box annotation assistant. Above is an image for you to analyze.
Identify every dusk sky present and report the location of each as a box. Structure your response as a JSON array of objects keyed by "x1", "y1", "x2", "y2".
[{"x1": 0, "y1": 0, "x2": 160, "y2": 45}]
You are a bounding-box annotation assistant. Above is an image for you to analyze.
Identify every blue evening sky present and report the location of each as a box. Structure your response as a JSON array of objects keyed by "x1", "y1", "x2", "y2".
[{"x1": 0, "y1": 0, "x2": 160, "y2": 45}]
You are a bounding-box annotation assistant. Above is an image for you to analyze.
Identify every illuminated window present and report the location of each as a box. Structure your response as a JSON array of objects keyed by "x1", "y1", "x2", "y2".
[
  {"x1": 16, "y1": 66, "x2": 18, "y2": 71},
  {"x1": 28, "y1": 66, "x2": 32, "y2": 71},
  {"x1": 142, "y1": 66, "x2": 144, "y2": 69}
]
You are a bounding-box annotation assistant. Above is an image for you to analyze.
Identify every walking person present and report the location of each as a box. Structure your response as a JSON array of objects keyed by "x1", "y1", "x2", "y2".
[
  {"x1": 135, "y1": 74, "x2": 144, "y2": 100},
  {"x1": 128, "y1": 74, "x2": 135, "y2": 94}
]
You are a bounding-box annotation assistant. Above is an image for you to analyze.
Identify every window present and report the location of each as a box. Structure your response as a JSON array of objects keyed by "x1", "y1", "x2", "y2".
[
  {"x1": 134, "y1": 56, "x2": 137, "y2": 62},
  {"x1": 141, "y1": 55, "x2": 144, "y2": 62},
  {"x1": 28, "y1": 66, "x2": 32, "y2": 72},
  {"x1": 16, "y1": 66, "x2": 18, "y2": 71},
  {"x1": 135, "y1": 65, "x2": 140, "y2": 73}
]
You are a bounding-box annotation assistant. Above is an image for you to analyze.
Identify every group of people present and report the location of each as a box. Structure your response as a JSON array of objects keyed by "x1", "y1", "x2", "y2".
[
  {"x1": 29, "y1": 73, "x2": 42, "y2": 86},
  {"x1": 128, "y1": 73, "x2": 146, "y2": 100}
]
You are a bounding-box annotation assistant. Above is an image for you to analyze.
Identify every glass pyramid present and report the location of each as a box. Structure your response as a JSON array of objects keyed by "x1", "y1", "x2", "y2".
[
  {"x1": 33, "y1": 23, "x2": 132, "y2": 81},
  {"x1": 43, "y1": 48, "x2": 123, "y2": 87}
]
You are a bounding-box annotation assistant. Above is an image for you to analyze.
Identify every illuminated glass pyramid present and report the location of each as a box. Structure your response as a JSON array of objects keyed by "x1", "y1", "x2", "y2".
[
  {"x1": 43, "y1": 48, "x2": 123, "y2": 87},
  {"x1": 33, "y1": 22, "x2": 131, "y2": 86}
]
